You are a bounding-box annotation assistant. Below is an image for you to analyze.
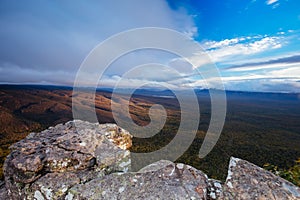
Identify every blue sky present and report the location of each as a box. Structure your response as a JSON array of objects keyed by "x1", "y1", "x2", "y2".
[{"x1": 0, "y1": 0, "x2": 299, "y2": 92}]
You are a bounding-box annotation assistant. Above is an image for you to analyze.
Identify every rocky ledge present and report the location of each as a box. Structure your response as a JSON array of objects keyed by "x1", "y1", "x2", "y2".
[{"x1": 0, "y1": 120, "x2": 299, "y2": 199}]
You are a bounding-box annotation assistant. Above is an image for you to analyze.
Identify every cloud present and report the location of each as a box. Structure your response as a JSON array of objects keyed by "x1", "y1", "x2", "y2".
[
  {"x1": 266, "y1": 0, "x2": 278, "y2": 5},
  {"x1": 188, "y1": 35, "x2": 284, "y2": 68},
  {"x1": 0, "y1": 62, "x2": 75, "y2": 85},
  {"x1": 186, "y1": 73, "x2": 300, "y2": 93},
  {"x1": 0, "y1": 0, "x2": 197, "y2": 85},
  {"x1": 183, "y1": 39, "x2": 300, "y2": 92},
  {"x1": 201, "y1": 38, "x2": 241, "y2": 50},
  {"x1": 227, "y1": 63, "x2": 299, "y2": 72},
  {"x1": 0, "y1": 0, "x2": 299, "y2": 93},
  {"x1": 266, "y1": 0, "x2": 280, "y2": 9},
  {"x1": 269, "y1": 65, "x2": 300, "y2": 79},
  {"x1": 98, "y1": 74, "x2": 181, "y2": 89},
  {"x1": 220, "y1": 64, "x2": 300, "y2": 92},
  {"x1": 203, "y1": 36, "x2": 283, "y2": 53},
  {"x1": 227, "y1": 55, "x2": 300, "y2": 71}
]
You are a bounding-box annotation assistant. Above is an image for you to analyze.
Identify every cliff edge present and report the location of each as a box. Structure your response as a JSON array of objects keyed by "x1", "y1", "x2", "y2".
[{"x1": 0, "y1": 120, "x2": 299, "y2": 199}]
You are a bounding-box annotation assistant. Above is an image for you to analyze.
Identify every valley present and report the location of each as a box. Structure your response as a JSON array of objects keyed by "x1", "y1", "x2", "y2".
[{"x1": 0, "y1": 85, "x2": 299, "y2": 183}]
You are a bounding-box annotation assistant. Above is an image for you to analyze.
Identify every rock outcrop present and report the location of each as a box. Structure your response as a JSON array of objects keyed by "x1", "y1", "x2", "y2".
[
  {"x1": 67, "y1": 160, "x2": 209, "y2": 199},
  {"x1": 3, "y1": 120, "x2": 132, "y2": 200},
  {"x1": 0, "y1": 120, "x2": 299, "y2": 199},
  {"x1": 223, "y1": 157, "x2": 300, "y2": 199}
]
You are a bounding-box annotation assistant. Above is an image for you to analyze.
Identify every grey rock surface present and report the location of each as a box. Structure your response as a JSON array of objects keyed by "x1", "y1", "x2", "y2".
[
  {"x1": 223, "y1": 157, "x2": 300, "y2": 200},
  {"x1": 3, "y1": 120, "x2": 132, "y2": 200},
  {"x1": 207, "y1": 179, "x2": 223, "y2": 199},
  {"x1": 0, "y1": 181, "x2": 8, "y2": 199},
  {"x1": 67, "y1": 160, "x2": 208, "y2": 200},
  {"x1": 1, "y1": 120, "x2": 300, "y2": 200}
]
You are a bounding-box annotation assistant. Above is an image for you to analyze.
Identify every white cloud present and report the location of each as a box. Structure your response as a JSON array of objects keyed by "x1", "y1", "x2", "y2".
[
  {"x1": 204, "y1": 36, "x2": 282, "y2": 53},
  {"x1": 269, "y1": 65, "x2": 300, "y2": 78},
  {"x1": 222, "y1": 63, "x2": 300, "y2": 83},
  {"x1": 99, "y1": 75, "x2": 180, "y2": 89},
  {"x1": 188, "y1": 35, "x2": 284, "y2": 68},
  {"x1": 100, "y1": 32, "x2": 299, "y2": 92},
  {"x1": 266, "y1": 0, "x2": 278, "y2": 5},
  {"x1": 201, "y1": 38, "x2": 241, "y2": 49},
  {"x1": 183, "y1": 60, "x2": 300, "y2": 92}
]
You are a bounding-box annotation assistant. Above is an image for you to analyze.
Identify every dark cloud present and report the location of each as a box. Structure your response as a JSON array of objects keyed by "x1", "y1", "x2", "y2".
[
  {"x1": 227, "y1": 55, "x2": 300, "y2": 70},
  {"x1": 0, "y1": 0, "x2": 196, "y2": 85}
]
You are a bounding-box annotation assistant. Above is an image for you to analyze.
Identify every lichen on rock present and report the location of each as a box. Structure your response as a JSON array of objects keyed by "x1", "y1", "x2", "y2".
[
  {"x1": 0, "y1": 120, "x2": 299, "y2": 200},
  {"x1": 223, "y1": 156, "x2": 300, "y2": 200},
  {"x1": 67, "y1": 160, "x2": 208, "y2": 200},
  {"x1": 3, "y1": 120, "x2": 132, "y2": 200}
]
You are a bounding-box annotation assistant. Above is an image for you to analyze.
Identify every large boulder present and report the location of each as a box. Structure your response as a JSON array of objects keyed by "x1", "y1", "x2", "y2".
[{"x1": 3, "y1": 120, "x2": 132, "y2": 200}]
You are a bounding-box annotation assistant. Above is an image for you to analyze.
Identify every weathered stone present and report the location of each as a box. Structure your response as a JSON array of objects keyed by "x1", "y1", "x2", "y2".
[
  {"x1": 67, "y1": 160, "x2": 208, "y2": 200},
  {"x1": 223, "y1": 157, "x2": 300, "y2": 200},
  {"x1": 1, "y1": 121, "x2": 300, "y2": 200},
  {"x1": 207, "y1": 179, "x2": 224, "y2": 199},
  {"x1": 29, "y1": 172, "x2": 80, "y2": 200},
  {"x1": 0, "y1": 181, "x2": 8, "y2": 199},
  {"x1": 3, "y1": 120, "x2": 132, "y2": 199},
  {"x1": 138, "y1": 159, "x2": 174, "y2": 173},
  {"x1": 100, "y1": 124, "x2": 133, "y2": 150},
  {"x1": 95, "y1": 139, "x2": 131, "y2": 173}
]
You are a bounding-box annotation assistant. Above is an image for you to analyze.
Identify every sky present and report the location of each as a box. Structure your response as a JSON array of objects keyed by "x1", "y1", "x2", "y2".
[{"x1": 0, "y1": 0, "x2": 300, "y2": 93}]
